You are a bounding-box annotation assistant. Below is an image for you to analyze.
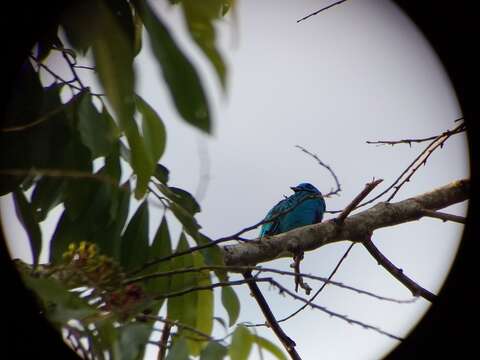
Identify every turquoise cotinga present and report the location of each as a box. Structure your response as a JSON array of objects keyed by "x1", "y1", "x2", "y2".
[{"x1": 260, "y1": 183, "x2": 326, "y2": 237}]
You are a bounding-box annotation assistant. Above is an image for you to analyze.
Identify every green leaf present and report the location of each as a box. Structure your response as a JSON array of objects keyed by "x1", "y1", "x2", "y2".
[
  {"x1": 104, "y1": 143, "x2": 122, "y2": 184},
  {"x1": 138, "y1": 1, "x2": 211, "y2": 133},
  {"x1": 30, "y1": 177, "x2": 66, "y2": 222},
  {"x1": 154, "y1": 163, "x2": 170, "y2": 184},
  {"x1": 132, "y1": 3, "x2": 143, "y2": 57},
  {"x1": 91, "y1": 181, "x2": 131, "y2": 261},
  {"x1": 21, "y1": 274, "x2": 96, "y2": 326},
  {"x1": 214, "y1": 316, "x2": 228, "y2": 330},
  {"x1": 90, "y1": 0, "x2": 152, "y2": 198},
  {"x1": 170, "y1": 202, "x2": 202, "y2": 236},
  {"x1": 114, "y1": 323, "x2": 152, "y2": 360},
  {"x1": 4, "y1": 60, "x2": 43, "y2": 127},
  {"x1": 200, "y1": 341, "x2": 228, "y2": 360},
  {"x1": 167, "y1": 234, "x2": 197, "y2": 329},
  {"x1": 158, "y1": 184, "x2": 200, "y2": 215},
  {"x1": 63, "y1": 165, "x2": 113, "y2": 223},
  {"x1": 181, "y1": 0, "x2": 227, "y2": 88},
  {"x1": 135, "y1": 94, "x2": 167, "y2": 163},
  {"x1": 145, "y1": 217, "x2": 172, "y2": 298},
  {"x1": 94, "y1": 318, "x2": 117, "y2": 358},
  {"x1": 221, "y1": 286, "x2": 240, "y2": 327},
  {"x1": 189, "y1": 252, "x2": 213, "y2": 355},
  {"x1": 192, "y1": 233, "x2": 226, "y2": 279},
  {"x1": 229, "y1": 325, "x2": 253, "y2": 360},
  {"x1": 252, "y1": 335, "x2": 288, "y2": 360},
  {"x1": 166, "y1": 337, "x2": 190, "y2": 360},
  {"x1": 120, "y1": 201, "x2": 150, "y2": 271},
  {"x1": 77, "y1": 93, "x2": 119, "y2": 158},
  {"x1": 169, "y1": 187, "x2": 201, "y2": 214},
  {"x1": 49, "y1": 210, "x2": 87, "y2": 264},
  {"x1": 13, "y1": 191, "x2": 42, "y2": 266},
  {"x1": 0, "y1": 81, "x2": 70, "y2": 194},
  {"x1": 221, "y1": 1, "x2": 234, "y2": 15}
]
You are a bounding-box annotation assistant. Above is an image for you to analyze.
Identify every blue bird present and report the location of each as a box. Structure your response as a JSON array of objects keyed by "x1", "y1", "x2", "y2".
[{"x1": 260, "y1": 183, "x2": 326, "y2": 237}]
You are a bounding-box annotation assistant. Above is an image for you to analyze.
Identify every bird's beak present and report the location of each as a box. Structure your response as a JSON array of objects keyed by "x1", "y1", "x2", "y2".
[{"x1": 290, "y1": 186, "x2": 299, "y2": 192}]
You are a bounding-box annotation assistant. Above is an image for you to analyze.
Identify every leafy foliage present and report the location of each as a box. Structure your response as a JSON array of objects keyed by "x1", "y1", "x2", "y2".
[{"x1": 3, "y1": 1, "x2": 288, "y2": 359}]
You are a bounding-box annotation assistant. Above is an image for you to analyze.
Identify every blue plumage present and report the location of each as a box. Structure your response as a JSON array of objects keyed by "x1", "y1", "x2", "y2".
[{"x1": 260, "y1": 183, "x2": 326, "y2": 237}]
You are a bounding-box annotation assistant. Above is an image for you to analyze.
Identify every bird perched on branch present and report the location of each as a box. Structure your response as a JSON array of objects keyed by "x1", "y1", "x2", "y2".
[{"x1": 260, "y1": 182, "x2": 326, "y2": 237}]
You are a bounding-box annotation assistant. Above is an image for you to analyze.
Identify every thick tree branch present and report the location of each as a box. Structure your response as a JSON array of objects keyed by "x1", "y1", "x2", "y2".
[{"x1": 223, "y1": 179, "x2": 469, "y2": 267}]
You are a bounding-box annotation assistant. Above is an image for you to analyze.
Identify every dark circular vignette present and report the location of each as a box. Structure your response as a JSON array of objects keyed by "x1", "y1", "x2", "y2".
[
  {"x1": 386, "y1": 0, "x2": 479, "y2": 359},
  {"x1": 1, "y1": 3, "x2": 79, "y2": 359},
  {"x1": 0, "y1": 1, "x2": 478, "y2": 359}
]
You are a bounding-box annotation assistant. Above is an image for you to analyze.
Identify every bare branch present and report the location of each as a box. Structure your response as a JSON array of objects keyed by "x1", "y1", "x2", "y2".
[
  {"x1": 273, "y1": 242, "x2": 356, "y2": 325},
  {"x1": 297, "y1": 0, "x2": 349, "y2": 23},
  {"x1": 267, "y1": 279, "x2": 403, "y2": 341},
  {"x1": 420, "y1": 209, "x2": 466, "y2": 224},
  {"x1": 144, "y1": 315, "x2": 214, "y2": 341},
  {"x1": 157, "y1": 322, "x2": 171, "y2": 360},
  {"x1": 0, "y1": 102, "x2": 74, "y2": 133},
  {"x1": 386, "y1": 123, "x2": 466, "y2": 202},
  {"x1": 357, "y1": 122, "x2": 466, "y2": 208},
  {"x1": 0, "y1": 168, "x2": 118, "y2": 186},
  {"x1": 152, "y1": 277, "x2": 267, "y2": 301},
  {"x1": 291, "y1": 251, "x2": 311, "y2": 294},
  {"x1": 335, "y1": 178, "x2": 383, "y2": 224},
  {"x1": 295, "y1": 145, "x2": 342, "y2": 197},
  {"x1": 366, "y1": 118, "x2": 464, "y2": 146},
  {"x1": 362, "y1": 237, "x2": 436, "y2": 302},
  {"x1": 126, "y1": 264, "x2": 413, "y2": 304}
]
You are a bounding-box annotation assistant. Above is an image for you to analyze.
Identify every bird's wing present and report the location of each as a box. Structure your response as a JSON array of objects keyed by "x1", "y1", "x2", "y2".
[
  {"x1": 315, "y1": 196, "x2": 326, "y2": 222},
  {"x1": 259, "y1": 197, "x2": 291, "y2": 237}
]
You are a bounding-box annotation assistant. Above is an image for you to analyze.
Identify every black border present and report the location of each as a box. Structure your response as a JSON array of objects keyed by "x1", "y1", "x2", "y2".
[
  {"x1": 385, "y1": 1, "x2": 478, "y2": 358},
  {"x1": 1, "y1": 1, "x2": 478, "y2": 359}
]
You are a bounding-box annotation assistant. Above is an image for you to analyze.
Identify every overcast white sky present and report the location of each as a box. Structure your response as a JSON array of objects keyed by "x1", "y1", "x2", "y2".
[{"x1": 1, "y1": 0, "x2": 469, "y2": 359}]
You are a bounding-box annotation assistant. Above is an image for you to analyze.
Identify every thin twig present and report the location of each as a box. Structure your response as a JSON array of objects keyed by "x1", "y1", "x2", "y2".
[
  {"x1": 62, "y1": 48, "x2": 86, "y2": 88},
  {"x1": 272, "y1": 242, "x2": 356, "y2": 325},
  {"x1": 157, "y1": 322, "x2": 171, "y2": 360},
  {"x1": 29, "y1": 54, "x2": 80, "y2": 89},
  {"x1": 295, "y1": 145, "x2": 341, "y2": 197},
  {"x1": 126, "y1": 265, "x2": 415, "y2": 304},
  {"x1": 366, "y1": 118, "x2": 464, "y2": 146},
  {"x1": 291, "y1": 251, "x2": 311, "y2": 294},
  {"x1": 362, "y1": 237, "x2": 436, "y2": 302},
  {"x1": 73, "y1": 64, "x2": 96, "y2": 71},
  {"x1": 297, "y1": 0, "x2": 349, "y2": 23},
  {"x1": 0, "y1": 168, "x2": 119, "y2": 188},
  {"x1": 144, "y1": 315, "x2": 213, "y2": 341},
  {"x1": 0, "y1": 102, "x2": 74, "y2": 132},
  {"x1": 267, "y1": 278, "x2": 403, "y2": 341},
  {"x1": 354, "y1": 122, "x2": 466, "y2": 209},
  {"x1": 386, "y1": 123, "x2": 466, "y2": 202},
  {"x1": 152, "y1": 277, "x2": 268, "y2": 301},
  {"x1": 335, "y1": 178, "x2": 383, "y2": 224},
  {"x1": 420, "y1": 209, "x2": 466, "y2": 224}
]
